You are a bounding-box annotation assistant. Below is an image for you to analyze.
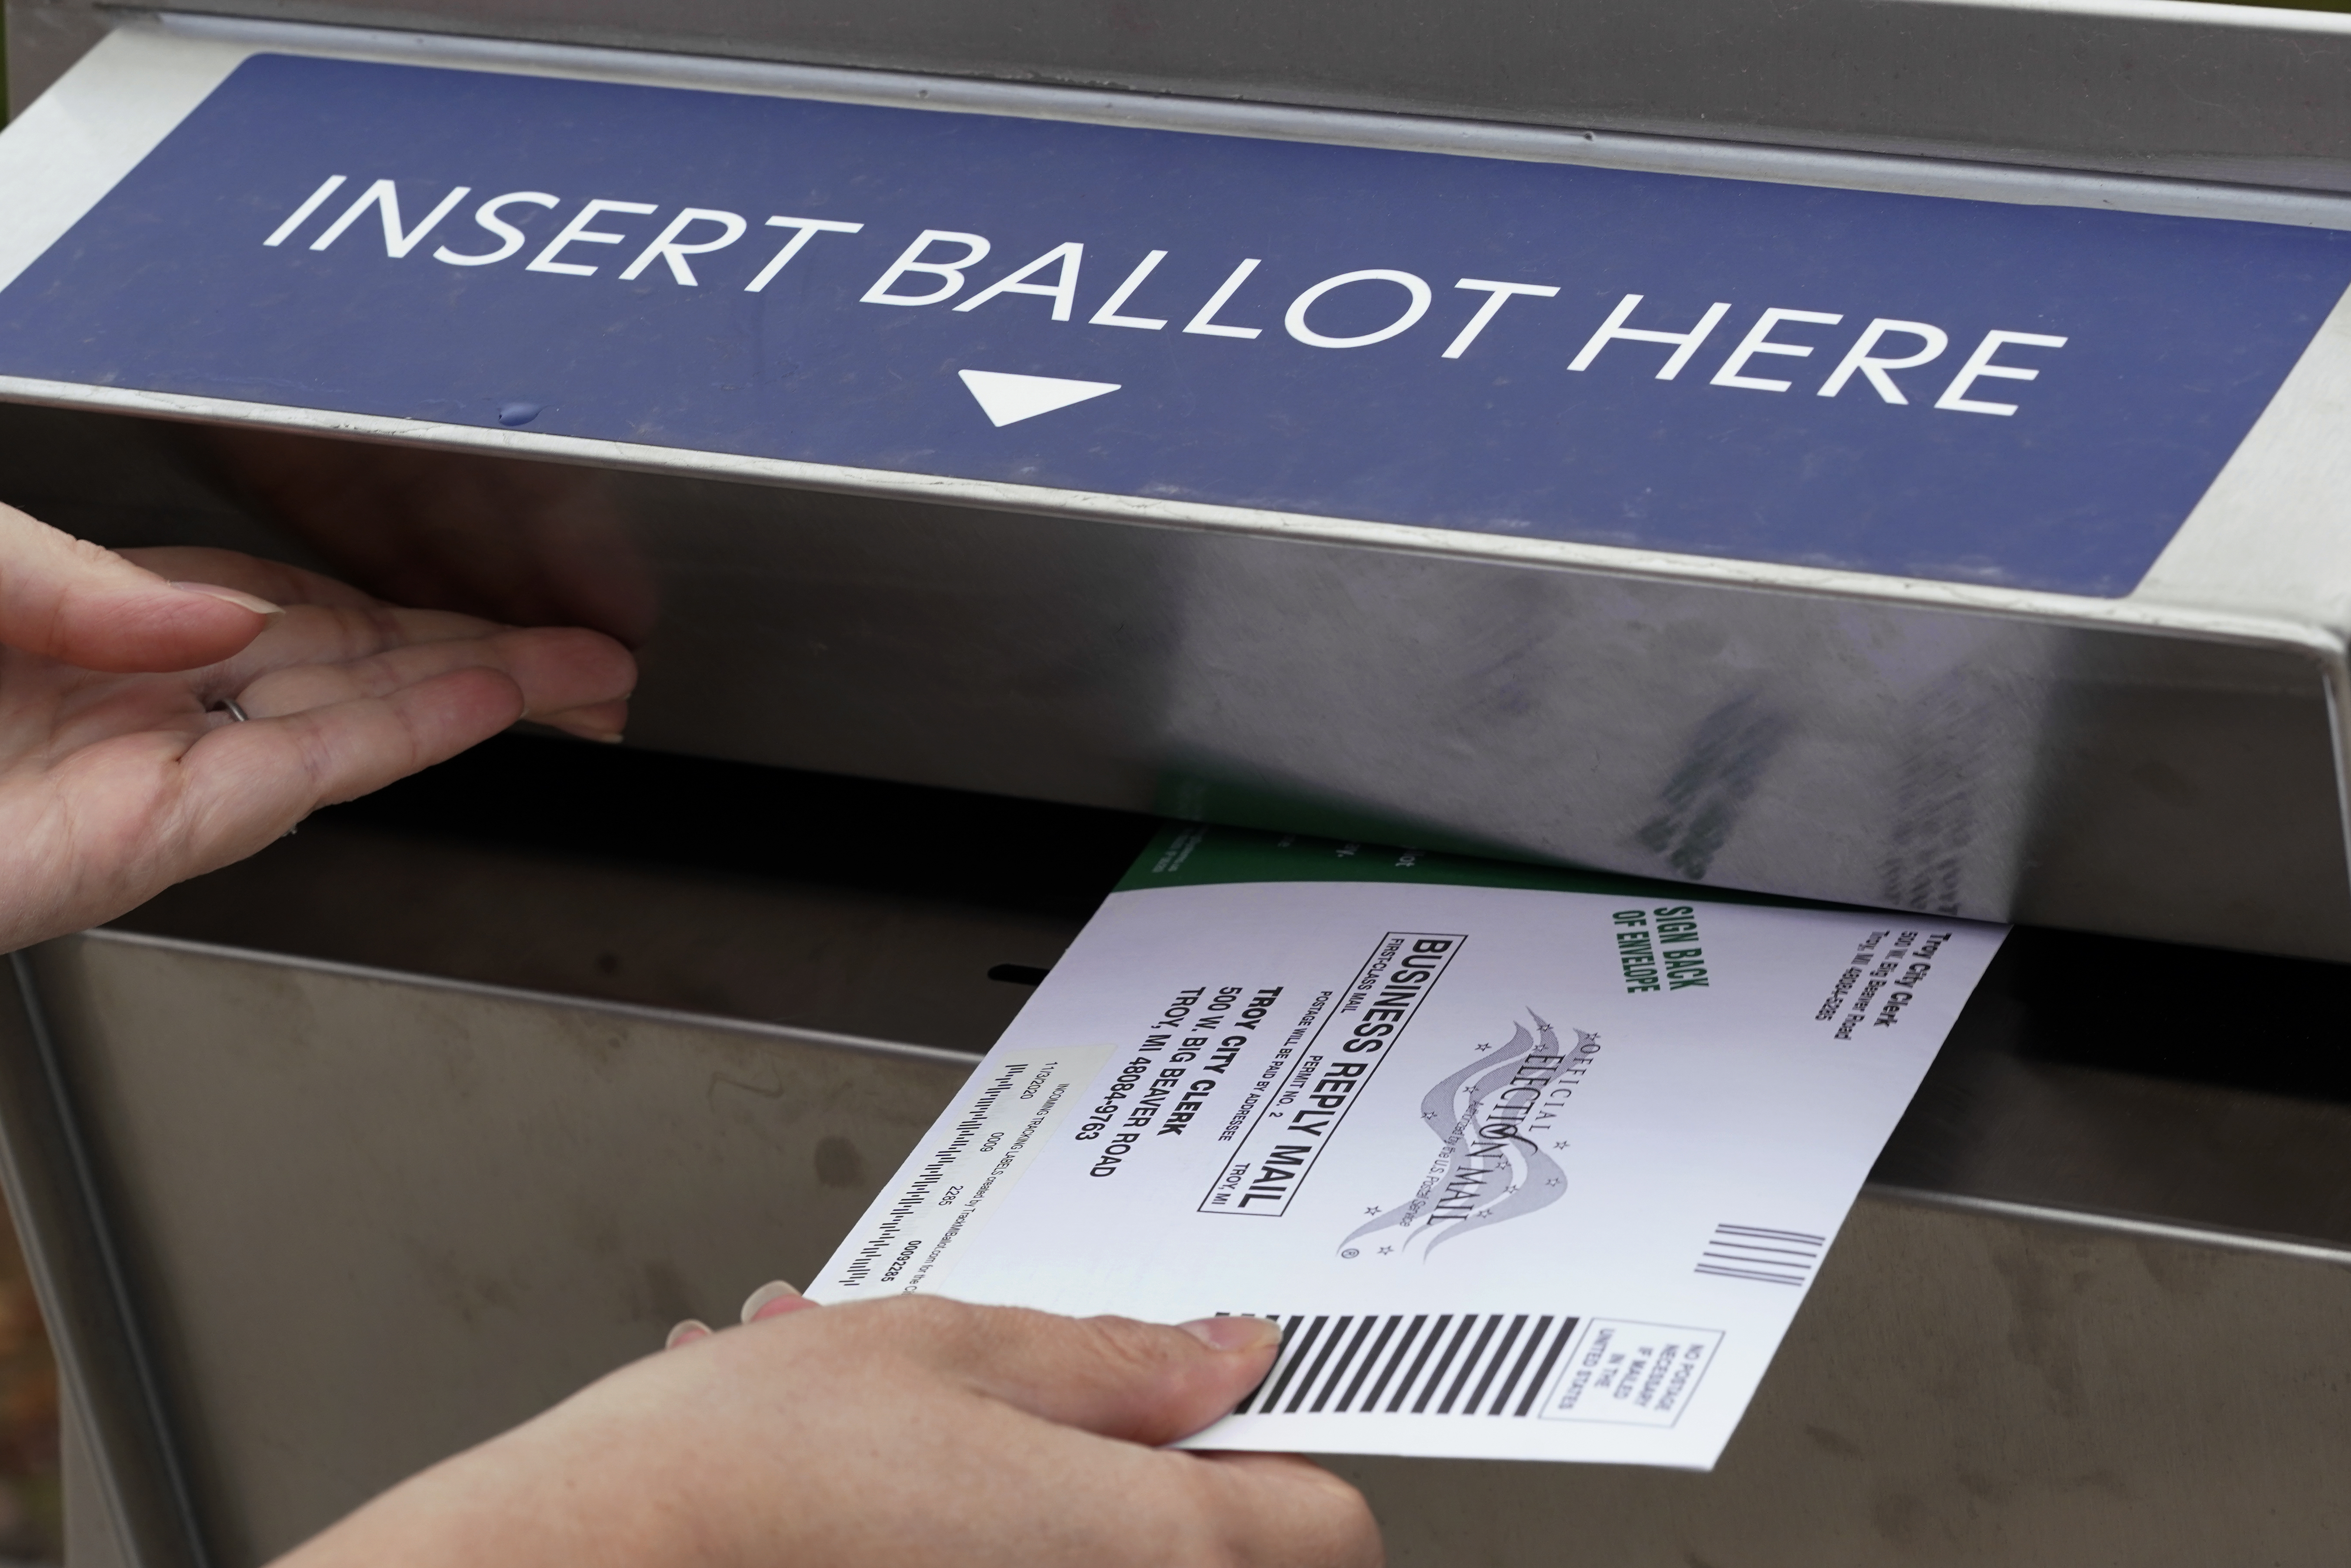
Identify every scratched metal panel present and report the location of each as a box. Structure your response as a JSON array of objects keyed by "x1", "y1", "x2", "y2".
[
  {"x1": 11, "y1": 927, "x2": 2351, "y2": 1566},
  {"x1": 12, "y1": 1, "x2": 2351, "y2": 191}
]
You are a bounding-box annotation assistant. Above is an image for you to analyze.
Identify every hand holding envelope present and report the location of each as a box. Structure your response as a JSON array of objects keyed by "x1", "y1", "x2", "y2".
[
  {"x1": 277, "y1": 1294, "x2": 1381, "y2": 1568},
  {"x1": 814, "y1": 826, "x2": 2007, "y2": 1469}
]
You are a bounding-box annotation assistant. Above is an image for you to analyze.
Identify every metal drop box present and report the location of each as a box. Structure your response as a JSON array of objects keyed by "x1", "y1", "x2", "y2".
[
  {"x1": 4, "y1": 3, "x2": 2351, "y2": 1565},
  {"x1": 3, "y1": 1, "x2": 2351, "y2": 957},
  {"x1": 9, "y1": 744, "x2": 2351, "y2": 1568}
]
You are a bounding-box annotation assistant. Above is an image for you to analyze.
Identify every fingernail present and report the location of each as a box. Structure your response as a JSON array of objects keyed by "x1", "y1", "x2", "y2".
[
  {"x1": 538, "y1": 716, "x2": 625, "y2": 744},
  {"x1": 1178, "y1": 1315, "x2": 1282, "y2": 1353},
  {"x1": 664, "y1": 1319, "x2": 713, "y2": 1350},
  {"x1": 740, "y1": 1280, "x2": 804, "y2": 1324},
  {"x1": 172, "y1": 582, "x2": 283, "y2": 616}
]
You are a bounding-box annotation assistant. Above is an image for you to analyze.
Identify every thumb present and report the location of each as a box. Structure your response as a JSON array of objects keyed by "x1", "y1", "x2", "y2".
[
  {"x1": 905, "y1": 1300, "x2": 1282, "y2": 1446},
  {"x1": 0, "y1": 502, "x2": 278, "y2": 672}
]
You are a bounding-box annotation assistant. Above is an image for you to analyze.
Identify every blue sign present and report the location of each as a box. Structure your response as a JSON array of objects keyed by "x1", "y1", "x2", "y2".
[{"x1": 4, "y1": 52, "x2": 2348, "y2": 597}]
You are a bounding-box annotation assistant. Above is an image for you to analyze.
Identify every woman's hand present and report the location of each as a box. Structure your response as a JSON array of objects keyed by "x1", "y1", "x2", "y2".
[
  {"x1": 0, "y1": 501, "x2": 636, "y2": 952},
  {"x1": 284, "y1": 1292, "x2": 1383, "y2": 1568},
  {"x1": 2, "y1": 502, "x2": 1380, "y2": 1567}
]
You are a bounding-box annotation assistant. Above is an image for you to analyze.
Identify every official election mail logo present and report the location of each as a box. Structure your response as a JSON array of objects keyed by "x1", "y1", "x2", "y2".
[
  {"x1": 1340, "y1": 1014, "x2": 1599, "y2": 1261},
  {"x1": 7, "y1": 54, "x2": 2350, "y2": 597}
]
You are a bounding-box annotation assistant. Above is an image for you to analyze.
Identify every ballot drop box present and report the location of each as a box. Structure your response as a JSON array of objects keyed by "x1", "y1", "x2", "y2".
[{"x1": 3, "y1": 1, "x2": 2351, "y2": 1563}]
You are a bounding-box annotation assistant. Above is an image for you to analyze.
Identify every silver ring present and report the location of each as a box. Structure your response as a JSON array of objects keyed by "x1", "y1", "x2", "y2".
[{"x1": 214, "y1": 697, "x2": 250, "y2": 723}]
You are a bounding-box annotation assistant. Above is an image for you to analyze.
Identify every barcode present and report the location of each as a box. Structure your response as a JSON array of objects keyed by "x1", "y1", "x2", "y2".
[
  {"x1": 1695, "y1": 1223, "x2": 1826, "y2": 1285},
  {"x1": 1224, "y1": 1312, "x2": 1580, "y2": 1417}
]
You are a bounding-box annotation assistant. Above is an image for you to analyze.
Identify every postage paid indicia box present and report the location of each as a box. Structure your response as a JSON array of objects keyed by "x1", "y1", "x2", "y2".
[{"x1": 812, "y1": 827, "x2": 2006, "y2": 1468}]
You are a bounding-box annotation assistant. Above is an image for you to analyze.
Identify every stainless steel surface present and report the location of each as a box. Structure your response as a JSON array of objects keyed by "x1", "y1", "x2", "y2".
[
  {"x1": 0, "y1": 957, "x2": 207, "y2": 1568},
  {"x1": 121, "y1": 822, "x2": 1081, "y2": 1053},
  {"x1": 7, "y1": 22, "x2": 2351, "y2": 959},
  {"x1": 11, "y1": 399, "x2": 2348, "y2": 961},
  {"x1": 18, "y1": 932, "x2": 976, "y2": 1566},
  {"x1": 12, "y1": 923, "x2": 2351, "y2": 1568},
  {"x1": 101, "y1": 726, "x2": 1154, "y2": 1048},
  {"x1": 114, "y1": 818, "x2": 1084, "y2": 1052},
  {"x1": 1881, "y1": 1031, "x2": 2351, "y2": 1254},
  {"x1": 1331, "y1": 1196, "x2": 2351, "y2": 1566},
  {"x1": 63, "y1": 1395, "x2": 136, "y2": 1568},
  {"x1": 79, "y1": 10, "x2": 2351, "y2": 230},
  {"x1": 104, "y1": 796, "x2": 2351, "y2": 1254},
  {"x1": 12, "y1": 0, "x2": 2351, "y2": 194}
]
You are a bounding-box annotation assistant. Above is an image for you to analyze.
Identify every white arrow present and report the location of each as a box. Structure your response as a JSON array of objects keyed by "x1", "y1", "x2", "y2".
[{"x1": 957, "y1": 368, "x2": 1121, "y2": 427}]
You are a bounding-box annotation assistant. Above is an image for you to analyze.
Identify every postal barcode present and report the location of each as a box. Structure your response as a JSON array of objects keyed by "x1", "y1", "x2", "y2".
[
  {"x1": 1223, "y1": 1312, "x2": 1579, "y2": 1418},
  {"x1": 1696, "y1": 1223, "x2": 1826, "y2": 1285}
]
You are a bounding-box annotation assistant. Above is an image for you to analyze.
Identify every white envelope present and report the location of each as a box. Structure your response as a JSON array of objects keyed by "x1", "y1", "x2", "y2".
[{"x1": 811, "y1": 826, "x2": 2006, "y2": 1468}]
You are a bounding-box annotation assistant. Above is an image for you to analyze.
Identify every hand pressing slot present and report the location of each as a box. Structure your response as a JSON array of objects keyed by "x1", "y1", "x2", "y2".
[{"x1": 0, "y1": 499, "x2": 637, "y2": 954}]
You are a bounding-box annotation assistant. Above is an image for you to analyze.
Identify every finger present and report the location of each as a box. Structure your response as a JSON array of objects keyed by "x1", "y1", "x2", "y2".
[
  {"x1": 230, "y1": 626, "x2": 636, "y2": 733},
  {"x1": 664, "y1": 1320, "x2": 714, "y2": 1350},
  {"x1": 0, "y1": 502, "x2": 278, "y2": 672},
  {"x1": 877, "y1": 1299, "x2": 1283, "y2": 1446},
  {"x1": 117, "y1": 546, "x2": 382, "y2": 613},
  {"x1": 535, "y1": 698, "x2": 631, "y2": 744},
  {"x1": 200, "y1": 603, "x2": 636, "y2": 713},
  {"x1": 1184, "y1": 1452, "x2": 1385, "y2": 1568},
  {"x1": 2, "y1": 666, "x2": 528, "y2": 947},
  {"x1": 202, "y1": 603, "x2": 515, "y2": 691},
  {"x1": 171, "y1": 666, "x2": 529, "y2": 867},
  {"x1": 740, "y1": 1281, "x2": 821, "y2": 1324}
]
